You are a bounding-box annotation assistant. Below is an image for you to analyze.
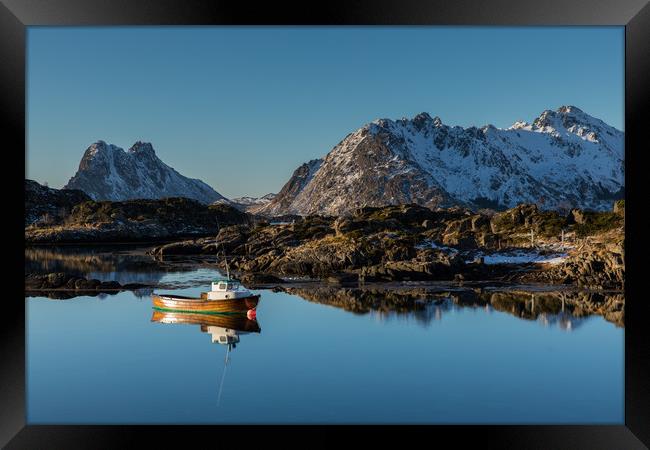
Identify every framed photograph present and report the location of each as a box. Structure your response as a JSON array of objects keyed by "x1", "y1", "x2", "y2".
[{"x1": 5, "y1": 0, "x2": 649, "y2": 447}]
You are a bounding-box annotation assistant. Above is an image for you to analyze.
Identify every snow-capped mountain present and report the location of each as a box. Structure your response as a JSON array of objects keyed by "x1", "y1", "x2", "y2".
[
  {"x1": 231, "y1": 193, "x2": 276, "y2": 207},
  {"x1": 254, "y1": 106, "x2": 624, "y2": 216},
  {"x1": 64, "y1": 141, "x2": 228, "y2": 204},
  {"x1": 213, "y1": 193, "x2": 276, "y2": 212}
]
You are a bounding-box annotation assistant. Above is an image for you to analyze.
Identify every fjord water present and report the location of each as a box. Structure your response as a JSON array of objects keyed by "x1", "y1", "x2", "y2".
[{"x1": 26, "y1": 247, "x2": 623, "y2": 424}]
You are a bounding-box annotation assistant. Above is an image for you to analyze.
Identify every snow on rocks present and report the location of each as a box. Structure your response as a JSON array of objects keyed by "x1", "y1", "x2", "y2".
[{"x1": 467, "y1": 249, "x2": 568, "y2": 266}]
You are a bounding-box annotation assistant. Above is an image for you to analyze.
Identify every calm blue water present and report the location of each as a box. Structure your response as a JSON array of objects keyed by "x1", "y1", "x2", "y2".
[{"x1": 26, "y1": 251, "x2": 624, "y2": 424}]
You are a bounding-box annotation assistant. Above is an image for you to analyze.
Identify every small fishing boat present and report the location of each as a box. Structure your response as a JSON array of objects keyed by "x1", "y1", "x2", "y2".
[
  {"x1": 152, "y1": 216, "x2": 261, "y2": 313},
  {"x1": 152, "y1": 278, "x2": 260, "y2": 313}
]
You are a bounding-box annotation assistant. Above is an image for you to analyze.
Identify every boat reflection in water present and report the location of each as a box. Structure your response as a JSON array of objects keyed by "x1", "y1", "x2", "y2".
[
  {"x1": 151, "y1": 309, "x2": 261, "y2": 341},
  {"x1": 151, "y1": 309, "x2": 261, "y2": 405}
]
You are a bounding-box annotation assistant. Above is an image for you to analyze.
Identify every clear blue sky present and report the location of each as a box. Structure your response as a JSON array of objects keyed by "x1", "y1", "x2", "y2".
[{"x1": 27, "y1": 26, "x2": 624, "y2": 199}]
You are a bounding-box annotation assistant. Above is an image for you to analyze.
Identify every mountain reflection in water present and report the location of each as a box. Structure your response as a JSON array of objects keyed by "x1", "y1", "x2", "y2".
[{"x1": 275, "y1": 286, "x2": 624, "y2": 329}]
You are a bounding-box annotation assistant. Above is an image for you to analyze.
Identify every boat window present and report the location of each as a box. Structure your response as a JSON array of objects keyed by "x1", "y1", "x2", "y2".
[
  {"x1": 218, "y1": 283, "x2": 227, "y2": 290},
  {"x1": 220, "y1": 336, "x2": 227, "y2": 342}
]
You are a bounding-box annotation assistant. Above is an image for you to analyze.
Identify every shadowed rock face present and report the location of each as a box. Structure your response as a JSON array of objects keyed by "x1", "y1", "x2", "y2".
[
  {"x1": 25, "y1": 197, "x2": 254, "y2": 244},
  {"x1": 25, "y1": 179, "x2": 90, "y2": 226},
  {"x1": 275, "y1": 286, "x2": 624, "y2": 327},
  {"x1": 515, "y1": 236, "x2": 624, "y2": 290},
  {"x1": 252, "y1": 159, "x2": 322, "y2": 217}
]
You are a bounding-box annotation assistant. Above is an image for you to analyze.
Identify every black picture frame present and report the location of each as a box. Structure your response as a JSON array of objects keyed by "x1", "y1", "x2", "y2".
[{"x1": 4, "y1": 0, "x2": 649, "y2": 447}]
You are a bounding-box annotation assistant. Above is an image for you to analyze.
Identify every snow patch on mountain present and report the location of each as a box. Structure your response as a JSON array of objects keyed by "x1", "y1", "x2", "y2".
[
  {"x1": 219, "y1": 193, "x2": 277, "y2": 212},
  {"x1": 231, "y1": 193, "x2": 276, "y2": 206}
]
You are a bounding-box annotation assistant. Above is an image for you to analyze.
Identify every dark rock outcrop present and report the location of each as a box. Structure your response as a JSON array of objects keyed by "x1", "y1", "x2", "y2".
[
  {"x1": 517, "y1": 232, "x2": 624, "y2": 290},
  {"x1": 25, "y1": 179, "x2": 91, "y2": 226},
  {"x1": 146, "y1": 202, "x2": 624, "y2": 289},
  {"x1": 25, "y1": 197, "x2": 254, "y2": 243}
]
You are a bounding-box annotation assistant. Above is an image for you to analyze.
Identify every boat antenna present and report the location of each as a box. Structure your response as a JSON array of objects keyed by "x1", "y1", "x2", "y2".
[{"x1": 215, "y1": 214, "x2": 231, "y2": 280}]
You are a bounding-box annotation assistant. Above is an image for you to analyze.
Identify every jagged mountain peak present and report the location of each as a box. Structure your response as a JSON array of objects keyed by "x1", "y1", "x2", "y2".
[
  {"x1": 256, "y1": 106, "x2": 624, "y2": 217},
  {"x1": 128, "y1": 141, "x2": 156, "y2": 155},
  {"x1": 85, "y1": 140, "x2": 115, "y2": 154},
  {"x1": 65, "y1": 141, "x2": 227, "y2": 204},
  {"x1": 531, "y1": 105, "x2": 606, "y2": 129},
  {"x1": 412, "y1": 112, "x2": 433, "y2": 127},
  {"x1": 532, "y1": 108, "x2": 566, "y2": 130},
  {"x1": 557, "y1": 105, "x2": 583, "y2": 114},
  {"x1": 510, "y1": 120, "x2": 530, "y2": 130},
  {"x1": 367, "y1": 106, "x2": 615, "y2": 140},
  {"x1": 83, "y1": 140, "x2": 137, "y2": 162},
  {"x1": 518, "y1": 106, "x2": 623, "y2": 152},
  {"x1": 413, "y1": 111, "x2": 432, "y2": 119}
]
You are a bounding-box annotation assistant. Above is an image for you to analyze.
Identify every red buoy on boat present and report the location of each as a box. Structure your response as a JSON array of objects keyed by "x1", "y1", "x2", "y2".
[{"x1": 247, "y1": 309, "x2": 257, "y2": 320}]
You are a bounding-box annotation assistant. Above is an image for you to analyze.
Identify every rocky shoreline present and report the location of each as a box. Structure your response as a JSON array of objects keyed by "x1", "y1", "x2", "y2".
[
  {"x1": 25, "y1": 185, "x2": 625, "y2": 291},
  {"x1": 149, "y1": 202, "x2": 624, "y2": 290}
]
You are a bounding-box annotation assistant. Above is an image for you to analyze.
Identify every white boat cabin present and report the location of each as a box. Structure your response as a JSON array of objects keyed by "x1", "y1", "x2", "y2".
[
  {"x1": 205, "y1": 278, "x2": 252, "y2": 300},
  {"x1": 211, "y1": 279, "x2": 241, "y2": 291}
]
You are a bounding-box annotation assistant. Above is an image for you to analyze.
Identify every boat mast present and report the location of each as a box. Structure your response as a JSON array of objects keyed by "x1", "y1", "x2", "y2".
[
  {"x1": 215, "y1": 214, "x2": 231, "y2": 280},
  {"x1": 216, "y1": 343, "x2": 231, "y2": 407}
]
